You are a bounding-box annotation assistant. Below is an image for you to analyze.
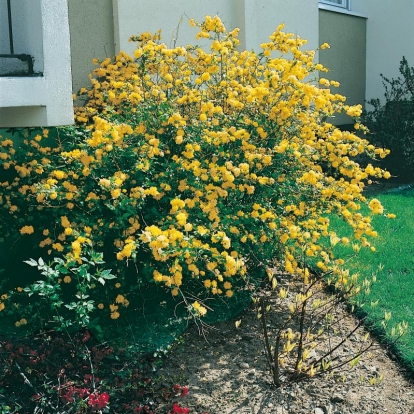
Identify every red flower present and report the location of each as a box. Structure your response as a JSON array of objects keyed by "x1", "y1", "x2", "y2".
[
  {"x1": 88, "y1": 392, "x2": 110, "y2": 410},
  {"x1": 172, "y1": 384, "x2": 189, "y2": 398},
  {"x1": 82, "y1": 330, "x2": 91, "y2": 342},
  {"x1": 180, "y1": 386, "x2": 189, "y2": 398},
  {"x1": 170, "y1": 403, "x2": 190, "y2": 414},
  {"x1": 61, "y1": 386, "x2": 91, "y2": 404}
]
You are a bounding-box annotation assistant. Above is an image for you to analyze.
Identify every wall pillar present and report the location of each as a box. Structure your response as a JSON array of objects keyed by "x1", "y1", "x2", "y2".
[{"x1": 0, "y1": 0, "x2": 74, "y2": 127}]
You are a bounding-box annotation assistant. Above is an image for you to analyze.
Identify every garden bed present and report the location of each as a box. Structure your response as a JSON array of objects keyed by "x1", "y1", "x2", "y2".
[{"x1": 159, "y1": 288, "x2": 414, "y2": 414}]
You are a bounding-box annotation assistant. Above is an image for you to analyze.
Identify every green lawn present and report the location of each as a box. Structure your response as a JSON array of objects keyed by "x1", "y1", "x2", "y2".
[{"x1": 332, "y1": 186, "x2": 414, "y2": 368}]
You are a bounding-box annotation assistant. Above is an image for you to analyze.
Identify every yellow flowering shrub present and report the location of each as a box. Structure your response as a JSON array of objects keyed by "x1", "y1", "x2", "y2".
[{"x1": 0, "y1": 16, "x2": 392, "y2": 327}]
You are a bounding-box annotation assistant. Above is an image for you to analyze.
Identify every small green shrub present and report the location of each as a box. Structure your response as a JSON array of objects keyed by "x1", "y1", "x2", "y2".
[
  {"x1": 363, "y1": 56, "x2": 414, "y2": 180},
  {"x1": 21, "y1": 252, "x2": 116, "y2": 329}
]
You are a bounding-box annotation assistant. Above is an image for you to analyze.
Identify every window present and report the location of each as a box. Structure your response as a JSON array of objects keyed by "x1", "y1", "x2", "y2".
[
  {"x1": 319, "y1": 0, "x2": 351, "y2": 10},
  {"x1": 0, "y1": 0, "x2": 42, "y2": 76}
]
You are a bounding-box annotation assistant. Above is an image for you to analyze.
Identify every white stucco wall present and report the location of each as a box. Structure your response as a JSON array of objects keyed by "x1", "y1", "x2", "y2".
[
  {"x1": 113, "y1": 0, "x2": 319, "y2": 57},
  {"x1": 353, "y1": 0, "x2": 414, "y2": 104},
  {"x1": 0, "y1": 0, "x2": 44, "y2": 73},
  {"x1": 0, "y1": 0, "x2": 74, "y2": 127}
]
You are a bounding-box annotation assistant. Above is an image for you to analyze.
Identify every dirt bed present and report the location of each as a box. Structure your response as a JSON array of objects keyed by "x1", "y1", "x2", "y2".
[{"x1": 158, "y1": 294, "x2": 414, "y2": 414}]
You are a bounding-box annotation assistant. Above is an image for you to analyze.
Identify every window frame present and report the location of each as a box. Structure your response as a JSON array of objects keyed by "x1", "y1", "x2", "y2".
[{"x1": 319, "y1": 0, "x2": 351, "y2": 10}]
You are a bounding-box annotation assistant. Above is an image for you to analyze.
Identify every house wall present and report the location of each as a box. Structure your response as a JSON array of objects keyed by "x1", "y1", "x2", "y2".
[
  {"x1": 353, "y1": 0, "x2": 414, "y2": 104},
  {"x1": 241, "y1": 0, "x2": 319, "y2": 52},
  {"x1": 67, "y1": 0, "x2": 115, "y2": 93},
  {"x1": 113, "y1": 0, "x2": 239, "y2": 54},
  {"x1": 0, "y1": 0, "x2": 44, "y2": 73},
  {"x1": 0, "y1": 0, "x2": 74, "y2": 127},
  {"x1": 319, "y1": 9, "x2": 366, "y2": 125},
  {"x1": 112, "y1": 0, "x2": 319, "y2": 57},
  {"x1": 3, "y1": 1, "x2": 413, "y2": 128},
  {"x1": 66, "y1": 0, "x2": 319, "y2": 100}
]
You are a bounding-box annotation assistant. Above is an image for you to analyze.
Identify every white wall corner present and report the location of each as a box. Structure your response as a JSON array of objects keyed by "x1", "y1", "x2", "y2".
[
  {"x1": 0, "y1": 0, "x2": 74, "y2": 127},
  {"x1": 41, "y1": 0, "x2": 74, "y2": 126},
  {"x1": 112, "y1": 0, "x2": 122, "y2": 54}
]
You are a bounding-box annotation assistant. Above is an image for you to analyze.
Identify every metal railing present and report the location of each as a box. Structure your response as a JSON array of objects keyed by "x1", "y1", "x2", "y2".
[{"x1": 0, "y1": 0, "x2": 34, "y2": 76}]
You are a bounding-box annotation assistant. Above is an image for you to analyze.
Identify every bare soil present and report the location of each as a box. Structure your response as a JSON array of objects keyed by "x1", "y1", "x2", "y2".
[{"x1": 158, "y1": 291, "x2": 414, "y2": 414}]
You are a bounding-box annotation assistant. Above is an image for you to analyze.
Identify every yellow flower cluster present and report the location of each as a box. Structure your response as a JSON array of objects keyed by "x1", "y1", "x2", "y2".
[
  {"x1": 15, "y1": 318, "x2": 28, "y2": 327},
  {"x1": 0, "y1": 16, "x2": 393, "y2": 321},
  {"x1": 116, "y1": 238, "x2": 136, "y2": 260},
  {"x1": 192, "y1": 301, "x2": 207, "y2": 317},
  {"x1": 368, "y1": 198, "x2": 384, "y2": 215},
  {"x1": 20, "y1": 225, "x2": 34, "y2": 235}
]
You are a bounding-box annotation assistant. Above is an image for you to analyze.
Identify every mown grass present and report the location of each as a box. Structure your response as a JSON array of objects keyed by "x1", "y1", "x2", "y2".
[{"x1": 332, "y1": 186, "x2": 414, "y2": 369}]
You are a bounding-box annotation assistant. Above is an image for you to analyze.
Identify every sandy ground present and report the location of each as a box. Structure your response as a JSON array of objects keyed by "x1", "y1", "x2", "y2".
[{"x1": 158, "y1": 289, "x2": 414, "y2": 414}]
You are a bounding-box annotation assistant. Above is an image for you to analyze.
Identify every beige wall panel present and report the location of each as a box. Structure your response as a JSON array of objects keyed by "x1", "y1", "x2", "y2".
[
  {"x1": 113, "y1": 0, "x2": 241, "y2": 55},
  {"x1": 0, "y1": 106, "x2": 47, "y2": 128},
  {"x1": 319, "y1": 10, "x2": 366, "y2": 125},
  {"x1": 242, "y1": 0, "x2": 319, "y2": 52},
  {"x1": 68, "y1": 0, "x2": 115, "y2": 93},
  {"x1": 353, "y1": 0, "x2": 414, "y2": 104},
  {"x1": 113, "y1": 0, "x2": 319, "y2": 57}
]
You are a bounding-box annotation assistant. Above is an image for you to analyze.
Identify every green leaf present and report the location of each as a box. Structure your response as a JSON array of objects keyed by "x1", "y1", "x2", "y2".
[
  {"x1": 100, "y1": 269, "x2": 116, "y2": 279},
  {"x1": 23, "y1": 258, "x2": 38, "y2": 267}
]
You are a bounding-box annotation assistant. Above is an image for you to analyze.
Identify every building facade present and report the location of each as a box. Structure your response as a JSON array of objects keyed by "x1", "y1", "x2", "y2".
[
  {"x1": 0, "y1": 0, "x2": 74, "y2": 127},
  {"x1": 1, "y1": 0, "x2": 413, "y2": 127}
]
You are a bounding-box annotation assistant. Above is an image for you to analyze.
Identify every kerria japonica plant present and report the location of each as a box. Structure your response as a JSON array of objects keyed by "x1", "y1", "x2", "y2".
[{"x1": 0, "y1": 16, "x2": 394, "y2": 328}]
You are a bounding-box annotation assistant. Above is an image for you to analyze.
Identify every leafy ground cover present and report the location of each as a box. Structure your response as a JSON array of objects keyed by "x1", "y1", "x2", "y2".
[
  {"x1": 332, "y1": 185, "x2": 414, "y2": 368},
  {"x1": 0, "y1": 327, "x2": 193, "y2": 413}
]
